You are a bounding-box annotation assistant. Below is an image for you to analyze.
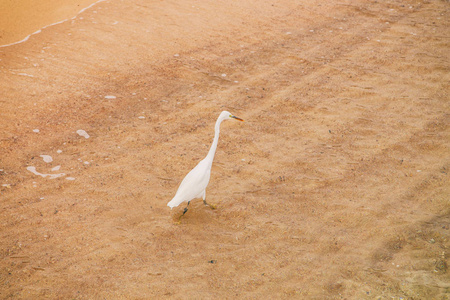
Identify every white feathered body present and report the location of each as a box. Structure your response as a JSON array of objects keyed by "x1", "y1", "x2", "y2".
[{"x1": 167, "y1": 159, "x2": 212, "y2": 208}]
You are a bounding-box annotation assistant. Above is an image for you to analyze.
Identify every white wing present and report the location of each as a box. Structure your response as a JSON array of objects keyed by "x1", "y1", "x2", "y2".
[{"x1": 167, "y1": 159, "x2": 212, "y2": 208}]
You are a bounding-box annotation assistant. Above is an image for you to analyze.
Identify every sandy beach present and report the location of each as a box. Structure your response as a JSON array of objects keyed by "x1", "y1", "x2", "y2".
[{"x1": 0, "y1": 0, "x2": 449, "y2": 298}]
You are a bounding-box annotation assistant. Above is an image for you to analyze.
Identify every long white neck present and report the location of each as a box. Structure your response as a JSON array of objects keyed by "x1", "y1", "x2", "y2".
[{"x1": 205, "y1": 116, "x2": 223, "y2": 165}]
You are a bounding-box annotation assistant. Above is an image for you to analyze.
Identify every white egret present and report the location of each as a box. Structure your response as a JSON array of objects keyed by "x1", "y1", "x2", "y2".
[{"x1": 167, "y1": 111, "x2": 244, "y2": 217}]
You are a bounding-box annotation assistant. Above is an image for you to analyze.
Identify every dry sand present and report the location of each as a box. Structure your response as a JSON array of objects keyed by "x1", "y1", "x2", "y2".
[{"x1": 0, "y1": 0, "x2": 449, "y2": 298}]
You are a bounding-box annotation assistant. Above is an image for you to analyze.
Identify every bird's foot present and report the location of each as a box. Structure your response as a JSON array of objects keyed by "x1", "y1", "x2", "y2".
[
  {"x1": 173, "y1": 207, "x2": 189, "y2": 224},
  {"x1": 203, "y1": 200, "x2": 216, "y2": 210},
  {"x1": 175, "y1": 215, "x2": 185, "y2": 224}
]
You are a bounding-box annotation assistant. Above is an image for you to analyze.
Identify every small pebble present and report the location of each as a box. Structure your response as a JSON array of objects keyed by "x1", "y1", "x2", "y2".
[
  {"x1": 40, "y1": 155, "x2": 53, "y2": 163},
  {"x1": 76, "y1": 129, "x2": 90, "y2": 139}
]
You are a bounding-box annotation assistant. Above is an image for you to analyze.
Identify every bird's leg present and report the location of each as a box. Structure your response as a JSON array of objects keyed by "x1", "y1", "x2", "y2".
[
  {"x1": 178, "y1": 201, "x2": 190, "y2": 221},
  {"x1": 202, "y1": 192, "x2": 216, "y2": 210}
]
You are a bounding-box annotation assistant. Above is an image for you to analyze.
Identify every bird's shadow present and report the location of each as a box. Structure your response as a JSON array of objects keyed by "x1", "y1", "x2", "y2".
[{"x1": 170, "y1": 202, "x2": 218, "y2": 224}]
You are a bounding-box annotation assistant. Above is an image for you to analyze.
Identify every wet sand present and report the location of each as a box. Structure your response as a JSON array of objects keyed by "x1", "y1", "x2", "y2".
[
  {"x1": 0, "y1": 0, "x2": 449, "y2": 298},
  {"x1": 0, "y1": 0, "x2": 101, "y2": 46}
]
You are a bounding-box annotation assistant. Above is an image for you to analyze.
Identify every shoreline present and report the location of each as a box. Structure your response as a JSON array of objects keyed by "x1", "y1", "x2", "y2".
[{"x1": 0, "y1": 0, "x2": 106, "y2": 47}]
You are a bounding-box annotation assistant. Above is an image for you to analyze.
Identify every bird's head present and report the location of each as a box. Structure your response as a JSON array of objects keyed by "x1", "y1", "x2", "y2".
[{"x1": 221, "y1": 110, "x2": 244, "y2": 122}]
